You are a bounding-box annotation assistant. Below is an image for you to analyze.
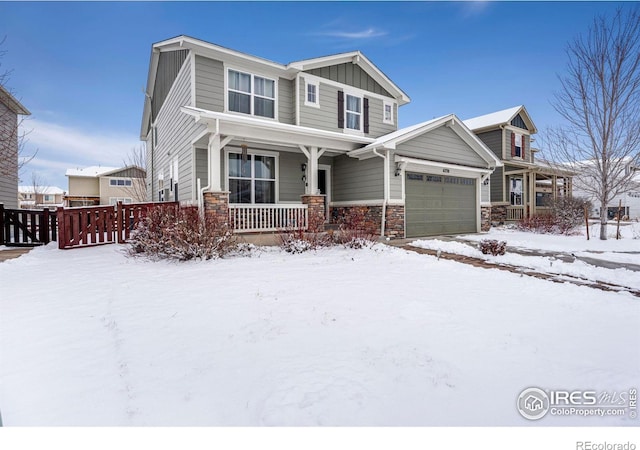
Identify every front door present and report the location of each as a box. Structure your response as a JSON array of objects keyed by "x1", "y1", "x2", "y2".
[{"x1": 317, "y1": 166, "x2": 331, "y2": 221}]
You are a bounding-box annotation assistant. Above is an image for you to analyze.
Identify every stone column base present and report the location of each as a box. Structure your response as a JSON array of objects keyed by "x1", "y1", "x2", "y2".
[
  {"x1": 203, "y1": 191, "x2": 230, "y2": 225},
  {"x1": 301, "y1": 195, "x2": 326, "y2": 232}
]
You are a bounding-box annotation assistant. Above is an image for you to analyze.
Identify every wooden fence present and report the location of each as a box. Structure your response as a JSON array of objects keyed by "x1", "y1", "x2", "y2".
[
  {"x1": 56, "y1": 201, "x2": 178, "y2": 250},
  {"x1": 0, "y1": 204, "x2": 58, "y2": 247}
]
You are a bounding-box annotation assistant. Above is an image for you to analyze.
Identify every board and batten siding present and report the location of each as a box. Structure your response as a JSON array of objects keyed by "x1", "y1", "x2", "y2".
[
  {"x1": 298, "y1": 77, "x2": 396, "y2": 138},
  {"x1": 395, "y1": 126, "x2": 489, "y2": 168},
  {"x1": 194, "y1": 55, "x2": 224, "y2": 113},
  {"x1": 332, "y1": 154, "x2": 383, "y2": 202},
  {"x1": 152, "y1": 49, "x2": 189, "y2": 122},
  {"x1": 0, "y1": 101, "x2": 18, "y2": 208},
  {"x1": 306, "y1": 64, "x2": 392, "y2": 97},
  {"x1": 152, "y1": 53, "x2": 207, "y2": 203}
]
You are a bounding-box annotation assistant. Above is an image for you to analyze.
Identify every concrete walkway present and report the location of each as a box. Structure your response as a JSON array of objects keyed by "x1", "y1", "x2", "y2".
[{"x1": 0, "y1": 247, "x2": 32, "y2": 263}]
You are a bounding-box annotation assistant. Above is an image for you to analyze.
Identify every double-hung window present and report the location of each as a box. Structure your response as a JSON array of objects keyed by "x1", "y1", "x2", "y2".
[
  {"x1": 109, "y1": 178, "x2": 132, "y2": 187},
  {"x1": 305, "y1": 80, "x2": 319, "y2": 107},
  {"x1": 345, "y1": 94, "x2": 362, "y2": 131},
  {"x1": 228, "y1": 152, "x2": 276, "y2": 204},
  {"x1": 228, "y1": 69, "x2": 275, "y2": 119},
  {"x1": 383, "y1": 101, "x2": 394, "y2": 124},
  {"x1": 510, "y1": 177, "x2": 523, "y2": 206}
]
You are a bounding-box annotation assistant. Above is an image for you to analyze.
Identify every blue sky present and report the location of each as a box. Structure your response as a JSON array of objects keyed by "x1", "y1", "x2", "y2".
[{"x1": 0, "y1": 1, "x2": 632, "y2": 189}]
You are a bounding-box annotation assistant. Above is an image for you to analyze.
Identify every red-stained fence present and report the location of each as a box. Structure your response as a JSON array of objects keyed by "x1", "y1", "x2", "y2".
[
  {"x1": 0, "y1": 204, "x2": 58, "y2": 247},
  {"x1": 56, "y1": 201, "x2": 178, "y2": 250}
]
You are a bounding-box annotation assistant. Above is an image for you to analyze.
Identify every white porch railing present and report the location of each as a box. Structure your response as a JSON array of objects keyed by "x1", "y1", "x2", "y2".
[
  {"x1": 229, "y1": 204, "x2": 308, "y2": 233},
  {"x1": 507, "y1": 206, "x2": 525, "y2": 221}
]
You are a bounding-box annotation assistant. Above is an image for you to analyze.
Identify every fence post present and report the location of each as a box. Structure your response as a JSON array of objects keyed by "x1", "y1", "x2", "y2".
[
  {"x1": 0, "y1": 203, "x2": 4, "y2": 246},
  {"x1": 117, "y1": 202, "x2": 123, "y2": 243},
  {"x1": 41, "y1": 208, "x2": 50, "y2": 244},
  {"x1": 56, "y1": 207, "x2": 65, "y2": 250}
]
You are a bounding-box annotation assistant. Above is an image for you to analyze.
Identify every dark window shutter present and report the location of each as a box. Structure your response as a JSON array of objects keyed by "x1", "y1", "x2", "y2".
[
  {"x1": 363, "y1": 98, "x2": 369, "y2": 134},
  {"x1": 337, "y1": 91, "x2": 344, "y2": 129},
  {"x1": 511, "y1": 132, "x2": 516, "y2": 157}
]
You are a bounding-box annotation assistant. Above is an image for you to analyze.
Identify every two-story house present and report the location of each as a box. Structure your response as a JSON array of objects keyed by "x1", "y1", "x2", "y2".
[
  {"x1": 18, "y1": 185, "x2": 65, "y2": 209},
  {"x1": 0, "y1": 85, "x2": 31, "y2": 210},
  {"x1": 141, "y1": 36, "x2": 501, "y2": 238},
  {"x1": 64, "y1": 165, "x2": 146, "y2": 207},
  {"x1": 464, "y1": 106, "x2": 573, "y2": 224}
]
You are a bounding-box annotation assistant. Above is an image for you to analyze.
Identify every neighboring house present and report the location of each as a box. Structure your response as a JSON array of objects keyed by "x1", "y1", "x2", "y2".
[
  {"x1": 0, "y1": 85, "x2": 31, "y2": 209},
  {"x1": 463, "y1": 106, "x2": 574, "y2": 223},
  {"x1": 18, "y1": 185, "x2": 65, "y2": 209},
  {"x1": 141, "y1": 36, "x2": 501, "y2": 238},
  {"x1": 64, "y1": 165, "x2": 146, "y2": 207}
]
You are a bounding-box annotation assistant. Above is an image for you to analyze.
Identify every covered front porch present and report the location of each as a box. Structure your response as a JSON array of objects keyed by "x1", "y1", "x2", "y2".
[
  {"x1": 182, "y1": 107, "x2": 373, "y2": 233},
  {"x1": 504, "y1": 165, "x2": 573, "y2": 222}
]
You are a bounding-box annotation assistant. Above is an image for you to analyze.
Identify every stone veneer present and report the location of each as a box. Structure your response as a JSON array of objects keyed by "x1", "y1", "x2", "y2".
[
  {"x1": 301, "y1": 194, "x2": 326, "y2": 232},
  {"x1": 480, "y1": 206, "x2": 492, "y2": 232},
  {"x1": 330, "y1": 204, "x2": 405, "y2": 239},
  {"x1": 203, "y1": 191, "x2": 230, "y2": 224},
  {"x1": 490, "y1": 205, "x2": 507, "y2": 225}
]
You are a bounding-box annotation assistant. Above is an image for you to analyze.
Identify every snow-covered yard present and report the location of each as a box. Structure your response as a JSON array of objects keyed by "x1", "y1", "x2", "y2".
[{"x1": 0, "y1": 237, "x2": 638, "y2": 426}]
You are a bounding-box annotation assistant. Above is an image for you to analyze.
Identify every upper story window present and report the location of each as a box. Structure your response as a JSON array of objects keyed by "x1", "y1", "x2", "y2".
[
  {"x1": 109, "y1": 178, "x2": 132, "y2": 187},
  {"x1": 512, "y1": 133, "x2": 523, "y2": 158},
  {"x1": 305, "y1": 80, "x2": 319, "y2": 107},
  {"x1": 383, "y1": 101, "x2": 394, "y2": 125},
  {"x1": 228, "y1": 69, "x2": 275, "y2": 119},
  {"x1": 345, "y1": 94, "x2": 362, "y2": 131}
]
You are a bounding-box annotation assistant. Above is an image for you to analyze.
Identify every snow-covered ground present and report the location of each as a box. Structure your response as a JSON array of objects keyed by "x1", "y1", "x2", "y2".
[{"x1": 0, "y1": 241, "x2": 638, "y2": 426}]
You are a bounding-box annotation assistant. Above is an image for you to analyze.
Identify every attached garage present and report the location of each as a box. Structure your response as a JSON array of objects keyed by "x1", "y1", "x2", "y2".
[{"x1": 405, "y1": 172, "x2": 477, "y2": 237}]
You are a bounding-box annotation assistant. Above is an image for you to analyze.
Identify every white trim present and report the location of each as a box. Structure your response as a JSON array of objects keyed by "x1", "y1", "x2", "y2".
[
  {"x1": 190, "y1": 52, "x2": 196, "y2": 107},
  {"x1": 330, "y1": 199, "x2": 405, "y2": 207},
  {"x1": 344, "y1": 89, "x2": 363, "y2": 133},
  {"x1": 302, "y1": 72, "x2": 394, "y2": 105},
  {"x1": 224, "y1": 65, "x2": 279, "y2": 121},
  {"x1": 383, "y1": 100, "x2": 394, "y2": 125},
  {"x1": 303, "y1": 78, "x2": 320, "y2": 108},
  {"x1": 295, "y1": 73, "x2": 301, "y2": 126},
  {"x1": 224, "y1": 147, "x2": 280, "y2": 204},
  {"x1": 318, "y1": 163, "x2": 331, "y2": 220}
]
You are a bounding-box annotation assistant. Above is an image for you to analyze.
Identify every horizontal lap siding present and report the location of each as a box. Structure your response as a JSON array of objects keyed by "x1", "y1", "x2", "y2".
[
  {"x1": 332, "y1": 155, "x2": 383, "y2": 202},
  {"x1": 0, "y1": 102, "x2": 18, "y2": 208},
  {"x1": 490, "y1": 166, "x2": 504, "y2": 202},
  {"x1": 396, "y1": 127, "x2": 488, "y2": 168},
  {"x1": 299, "y1": 80, "x2": 338, "y2": 132},
  {"x1": 367, "y1": 96, "x2": 396, "y2": 137},
  {"x1": 278, "y1": 78, "x2": 294, "y2": 125},
  {"x1": 195, "y1": 148, "x2": 208, "y2": 189},
  {"x1": 155, "y1": 54, "x2": 207, "y2": 203},
  {"x1": 194, "y1": 55, "x2": 224, "y2": 112},
  {"x1": 475, "y1": 130, "x2": 502, "y2": 159},
  {"x1": 505, "y1": 129, "x2": 532, "y2": 163},
  {"x1": 278, "y1": 151, "x2": 307, "y2": 201}
]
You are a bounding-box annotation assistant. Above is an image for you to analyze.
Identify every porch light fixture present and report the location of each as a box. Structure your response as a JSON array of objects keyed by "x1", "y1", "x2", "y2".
[
  {"x1": 395, "y1": 162, "x2": 403, "y2": 177},
  {"x1": 301, "y1": 163, "x2": 307, "y2": 172}
]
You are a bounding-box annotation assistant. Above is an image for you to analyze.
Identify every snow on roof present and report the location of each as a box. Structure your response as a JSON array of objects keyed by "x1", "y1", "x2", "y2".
[
  {"x1": 18, "y1": 186, "x2": 65, "y2": 195},
  {"x1": 65, "y1": 166, "x2": 119, "y2": 178},
  {"x1": 463, "y1": 106, "x2": 523, "y2": 131}
]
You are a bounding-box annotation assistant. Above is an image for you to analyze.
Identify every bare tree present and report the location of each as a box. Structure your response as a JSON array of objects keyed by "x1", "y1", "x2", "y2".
[
  {"x1": 544, "y1": 8, "x2": 640, "y2": 239},
  {"x1": 122, "y1": 144, "x2": 147, "y2": 203},
  {"x1": 0, "y1": 37, "x2": 36, "y2": 182}
]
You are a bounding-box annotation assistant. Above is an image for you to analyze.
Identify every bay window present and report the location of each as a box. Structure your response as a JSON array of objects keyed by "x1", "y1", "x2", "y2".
[
  {"x1": 228, "y1": 69, "x2": 275, "y2": 118},
  {"x1": 228, "y1": 152, "x2": 276, "y2": 204}
]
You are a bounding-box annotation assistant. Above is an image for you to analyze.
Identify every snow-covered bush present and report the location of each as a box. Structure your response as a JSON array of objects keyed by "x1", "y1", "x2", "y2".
[
  {"x1": 335, "y1": 206, "x2": 377, "y2": 249},
  {"x1": 479, "y1": 239, "x2": 507, "y2": 256},
  {"x1": 278, "y1": 213, "x2": 331, "y2": 253},
  {"x1": 128, "y1": 205, "x2": 236, "y2": 261},
  {"x1": 518, "y1": 197, "x2": 590, "y2": 235}
]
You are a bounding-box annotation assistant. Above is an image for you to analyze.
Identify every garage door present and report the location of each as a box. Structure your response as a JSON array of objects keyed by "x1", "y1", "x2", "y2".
[{"x1": 405, "y1": 172, "x2": 477, "y2": 237}]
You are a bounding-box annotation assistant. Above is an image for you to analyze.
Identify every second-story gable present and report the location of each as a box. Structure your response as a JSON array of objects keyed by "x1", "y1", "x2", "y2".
[{"x1": 141, "y1": 36, "x2": 409, "y2": 142}]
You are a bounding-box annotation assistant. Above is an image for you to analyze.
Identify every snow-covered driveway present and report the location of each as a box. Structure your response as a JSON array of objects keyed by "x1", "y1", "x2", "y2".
[{"x1": 0, "y1": 243, "x2": 638, "y2": 426}]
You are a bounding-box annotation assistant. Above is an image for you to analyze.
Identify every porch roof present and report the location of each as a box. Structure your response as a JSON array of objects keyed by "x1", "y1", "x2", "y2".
[{"x1": 181, "y1": 106, "x2": 375, "y2": 152}]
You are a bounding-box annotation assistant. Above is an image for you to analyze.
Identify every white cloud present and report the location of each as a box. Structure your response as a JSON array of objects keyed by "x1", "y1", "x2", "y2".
[
  {"x1": 317, "y1": 27, "x2": 388, "y2": 40},
  {"x1": 21, "y1": 119, "x2": 140, "y2": 167}
]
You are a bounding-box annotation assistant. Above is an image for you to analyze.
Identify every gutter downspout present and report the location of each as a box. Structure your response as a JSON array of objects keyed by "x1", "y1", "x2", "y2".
[
  {"x1": 372, "y1": 148, "x2": 389, "y2": 238},
  {"x1": 198, "y1": 118, "x2": 219, "y2": 213}
]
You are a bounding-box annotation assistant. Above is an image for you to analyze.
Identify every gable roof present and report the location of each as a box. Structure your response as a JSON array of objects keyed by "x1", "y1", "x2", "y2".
[
  {"x1": 463, "y1": 105, "x2": 537, "y2": 134},
  {"x1": 18, "y1": 186, "x2": 65, "y2": 195},
  {"x1": 65, "y1": 166, "x2": 119, "y2": 178},
  {"x1": 141, "y1": 35, "x2": 409, "y2": 138},
  {"x1": 0, "y1": 85, "x2": 30, "y2": 116},
  {"x1": 351, "y1": 114, "x2": 503, "y2": 169}
]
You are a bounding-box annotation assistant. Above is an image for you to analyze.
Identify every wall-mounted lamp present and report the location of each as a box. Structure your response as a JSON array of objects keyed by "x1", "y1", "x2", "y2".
[
  {"x1": 302, "y1": 175, "x2": 307, "y2": 183},
  {"x1": 394, "y1": 162, "x2": 403, "y2": 177},
  {"x1": 301, "y1": 163, "x2": 307, "y2": 172}
]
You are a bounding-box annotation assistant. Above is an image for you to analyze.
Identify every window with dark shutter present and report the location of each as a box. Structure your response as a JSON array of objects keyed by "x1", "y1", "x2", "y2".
[
  {"x1": 363, "y1": 98, "x2": 369, "y2": 134},
  {"x1": 337, "y1": 91, "x2": 344, "y2": 129},
  {"x1": 511, "y1": 132, "x2": 516, "y2": 157}
]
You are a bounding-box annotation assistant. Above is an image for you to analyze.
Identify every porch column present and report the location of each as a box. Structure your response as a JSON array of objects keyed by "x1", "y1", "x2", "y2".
[
  {"x1": 301, "y1": 194, "x2": 325, "y2": 232},
  {"x1": 209, "y1": 133, "x2": 222, "y2": 191},
  {"x1": 552, "y1": 175, "x2": 558, "y2": 201},
  {"x1": 299, "y1": 145, "x2": 325, "y2": 195}
]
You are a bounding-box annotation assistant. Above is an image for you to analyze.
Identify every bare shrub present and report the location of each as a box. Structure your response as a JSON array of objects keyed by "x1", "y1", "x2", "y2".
[
  {"x1": 479, "y1": 239, "x2": 507, "y2": 256},
  {"x1": 278, "y1": 212, "x2": 330, "y2": 253},
  {"x1": 129, "y1": 205, "x2": 236, "y2": 261},
  {"x1": 518, "y1": 197, "x2": 590, "y2": 235},
  {"x1": 335, "y1": 206, "x2": 378, "y2": 249}
]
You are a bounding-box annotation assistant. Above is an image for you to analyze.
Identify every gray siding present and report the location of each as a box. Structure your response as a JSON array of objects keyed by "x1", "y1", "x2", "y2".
[
  {"x1": 490, "y1": 166, "x2": 504, "y2": 203},
  {"x1": 152, "y1": 50, "x2": 189, "y2": 122},
  {"x1": 332, "y1": 155, "x2": 383, "y2": 202},
  {"x1": 475, "y1": 129, "x2": 502, "y2": 158},
  {"x1": 151, "y1": 54, "x2": 207, "y2": 203},
  {"x1": 108, "y1": 167, "x2": 145, "y2": 179},
  {"x1": 278, "y1": 78, "x2": 294, "y2": 125},
  {"x1": 278, "y1": 151, "x2": 307, "y2": 201},
  {"x1": 299, "y1": 77, "x2": 396, "y2": 138},
  {"x1": 0, "y1": 101, "x2": 18, "y2": 209},
  {"x1": 395, "y1": 126, "x2": 489, "y2": 168},
  {"x1": 505, "y1": 129, "x2": 533, "y2": 164},
  {"x1": 194, "y1": 55, "x2": 224, "y2": 113},
  {"x1": 195, "y1": 148, "x2": 208, "y2": 189},
  {"x1": 306, "y1": 64, "x2": 391, "y2": 97}
]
